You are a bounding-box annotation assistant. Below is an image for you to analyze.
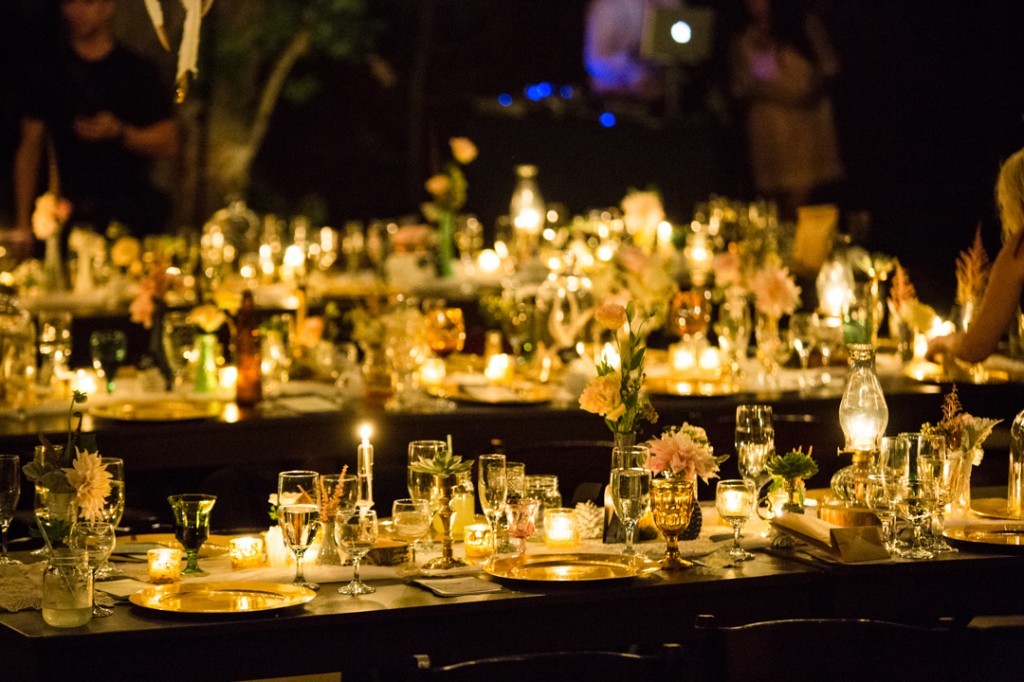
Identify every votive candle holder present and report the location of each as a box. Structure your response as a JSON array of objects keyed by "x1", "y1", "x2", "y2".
[
  {"x1": 543, "y1": 508, "x2": 577, "y2": 548},
  {"x1": 229, "y1": 537, "x2": 264, "y2": 569},
  {"x1": 147, "y1": 548, "x2": 183, "y2": 584}
]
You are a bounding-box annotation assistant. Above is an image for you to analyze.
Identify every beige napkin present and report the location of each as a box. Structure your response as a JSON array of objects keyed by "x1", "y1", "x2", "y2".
[
  {"x1": 772, "y1": 513, "x2": 889, "y2": 563},
  {"x1": 0, "y1": 562, "x2": 45, "y2": 612}
]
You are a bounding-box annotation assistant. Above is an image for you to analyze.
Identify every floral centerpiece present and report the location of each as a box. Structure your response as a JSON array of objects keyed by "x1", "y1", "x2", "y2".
[
  {"x1": 621, "y1": 189, "x2": 665, "y2": 255},
  {"x1": 22, "y1": 391, "x2": 114, "y2": 545},
  {"x1": 579, "y1": 302, "x2": 658, "y2": 445},
  {"x1": 423, "y1": 136, "x2": 477, "y2": 277},
  {"x1": 749, "y1": 256, "x2": 800, "y2": 377},
  {"x1": 589, "y1": 245, "x2": 679, "y2": 334},
  {"x1": 32, "y1": 192, "x2": 72, "y2": 291}
]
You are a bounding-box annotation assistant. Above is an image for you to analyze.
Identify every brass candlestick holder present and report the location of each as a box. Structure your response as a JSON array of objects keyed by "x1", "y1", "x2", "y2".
[
  {"x1": 820, "y1": 448, "x2": 878, "y2": 527},
  {"x1": 421, "y1": 474, "x2": 468, "y2": 571}
]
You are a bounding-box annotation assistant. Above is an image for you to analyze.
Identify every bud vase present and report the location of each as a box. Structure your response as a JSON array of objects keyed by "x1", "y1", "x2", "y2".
[
  {"x1": 194, "y1": 333, "x2": 219, "y2": 394},
  {"x1": 316, "y1": 519, "x2": 343, "y2": 566},
  {"x1": 43, "y1": 233, "x2": 67, "y2": 292}
]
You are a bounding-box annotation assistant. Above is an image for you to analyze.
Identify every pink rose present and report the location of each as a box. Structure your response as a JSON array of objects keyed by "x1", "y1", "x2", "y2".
[
  {"x1": 594, "y1": 303, "x2": 627, "y2": 330},
  {"x1": 425, "y1": 174, "x2": 450, "y2": 197},
  {"x1": 618, "y1": 245, "x2": 650, "y2": 275},
  {"x1": 578, "y1": 372, "x2": 625, "y2": 422},
  {"x1": 129, "y1": 292, "x2": 155, "y2": 329}
]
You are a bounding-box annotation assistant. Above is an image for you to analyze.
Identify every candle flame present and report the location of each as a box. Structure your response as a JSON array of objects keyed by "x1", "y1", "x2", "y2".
[{"x1": 358, "y1": 423, "x2": 372, "y2": 442}]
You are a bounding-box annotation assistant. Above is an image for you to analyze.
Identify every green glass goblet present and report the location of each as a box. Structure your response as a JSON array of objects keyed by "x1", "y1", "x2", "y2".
[{"x1": 168, "y1": 494, "x2": 217, "y2": 576}]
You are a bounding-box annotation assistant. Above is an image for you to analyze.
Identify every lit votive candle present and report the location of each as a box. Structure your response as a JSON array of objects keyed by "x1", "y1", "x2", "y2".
[
  {"x1": 698, "y1": 347, "x2": 721, "y2": 372},
  {"x1": 484, "y1": 354, "x2": 512, "y2": 382},
  {"x1": 219, "y1": 365, "x2": 238, "y2": 394},
  {"x1": 419, "y1": 358, "x2": 447, "y2": 387},
  {"x1": 148, "y1": 548, "x2": 183, "y2": 584},
  {"x1": 463, "y1": 523, "x2": 492, "y2": 559},
  {"x1": 71, "y1": 369, "x2": 99, "y2": 395},
  {"x1": 229, "y1": 537, "x2": 264, "y2": 569},
  {"x1": 543, "y1": 508, "x2": 577, "y2": 548},
  {"x1": 720, "y1": 489, "x2": 748, "y2": 517},
  {"x1": 670, "y1": 344, "x2": 696, "y2": 373}
]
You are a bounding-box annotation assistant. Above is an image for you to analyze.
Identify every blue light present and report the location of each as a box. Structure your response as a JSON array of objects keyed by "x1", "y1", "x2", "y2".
[
  {"x1": 525, "y1": 85, "x2": 543, "y2": 101},
  {"x1": 537, "y1": 82, "x2": 553, "y2": 98},
  {"x1": 599, "y1": 112, "x2": 616, "y2": 128},
  {"x1": 498, "y1": 93, "x2": 513, "y2": 107},
  {"x1": 559, "y1": 85, "x2": 574, "y2": 99}
]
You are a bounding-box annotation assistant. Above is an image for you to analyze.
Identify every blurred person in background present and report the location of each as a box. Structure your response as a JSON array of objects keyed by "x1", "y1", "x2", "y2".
[
  {"x1": 13, "y1": 0, "x2": 178, "y2": 250},
  {"x1": 730, "y1": 0, "x2": 843, "y2": 220}
]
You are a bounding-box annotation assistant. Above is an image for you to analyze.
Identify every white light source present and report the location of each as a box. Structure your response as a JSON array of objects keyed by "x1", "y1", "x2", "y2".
[{"x1": 671, "y1": 21, "x2": 692, "y2": 44}]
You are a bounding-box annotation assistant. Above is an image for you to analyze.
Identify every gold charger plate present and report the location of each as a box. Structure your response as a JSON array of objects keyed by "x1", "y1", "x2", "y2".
[
  {"x1": 903, "y1": 360, "x2": 1009, "y2": 385},
  {"x1": 971, "y1": 498, "x2": 1024, "y2": 520},
  {"x1": 943, "y1": 523, "x2": 1024, "y2": 549},
  {"x1": 115, "y1": 533, "x2": 234, "y2": 558},
  {"x1": 426, "y1": 381, "x2": 554, "y2": 405},
  {"x1": 129, "y1": 581, "x2": 316, "y2": 613},
  {"x1": 485, "y1": 553, "x2": 660, "y2": 582},
  {"x1": 91, "y1": 400, "x2": 222, "y2": 422}
]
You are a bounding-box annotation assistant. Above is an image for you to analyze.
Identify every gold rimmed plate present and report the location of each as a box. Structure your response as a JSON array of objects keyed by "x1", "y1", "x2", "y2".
[
  {"x1": 485, "y1": 553, "x2": 661, "y2": 583},
  {"x1": 943, "y1": 523, "x2": 1024, "y2": 550},
  {"x1": 130, "y1": 581, "x2": 316, "y2": 613},
  {"x1": 971, "y1": 498, "x2": 1024, "y2": 520},
  {"x1": 427, "y1": 381, "x2": 554, "y2": 405},
  {"x1": 91, "y1": 400, "x2": 222, "y2": 422}
]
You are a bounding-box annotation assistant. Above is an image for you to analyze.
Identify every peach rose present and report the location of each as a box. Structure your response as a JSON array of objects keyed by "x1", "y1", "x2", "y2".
[
  {"x1": 188, "y1": 304, "x2": 227, "y2": 333},
  {"x1": 578, "y1": 372, "x2": 626, "y2": 422},
  {"x1": 595, "y1": 303, "x2": 627, "y2": 330},
  {"x1": 425, "y1": 174, "x2": 451, "y2": 197},
  {"x1": 449, "y1": 137, "x2": 477, "y2": 165}
]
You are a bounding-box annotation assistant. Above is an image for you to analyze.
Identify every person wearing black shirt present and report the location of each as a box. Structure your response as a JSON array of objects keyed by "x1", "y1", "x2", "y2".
[{"x1": 13, "y1": 0, "x2": 178, "y2": 251}]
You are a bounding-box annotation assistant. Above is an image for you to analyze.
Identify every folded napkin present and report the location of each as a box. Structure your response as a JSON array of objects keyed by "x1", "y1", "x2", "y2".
[
  {"x1": 772, "y1": 513, "x2": 889, "y2": 563},
  {"x1": 413, "y1": 577, "x2": 503, "y2": 597}
]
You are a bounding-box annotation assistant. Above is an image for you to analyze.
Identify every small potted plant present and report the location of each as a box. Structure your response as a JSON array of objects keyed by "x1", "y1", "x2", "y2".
[
  {"x1": 767, "y1": 448, "x2": 818, "y2": 514},
  {"x1": 410, "y1": 447, "x2": 473, "y2": 570}
]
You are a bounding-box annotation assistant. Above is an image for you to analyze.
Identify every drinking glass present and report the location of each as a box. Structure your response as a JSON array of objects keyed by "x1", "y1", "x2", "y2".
[
  {"x1": 90, "y1": 330, "x2": 128, "y2": 394},
  {"x1": 0, "y1": 455, "x2": 20, "y2": 565},
  {"x1": 918, "y1": 438, "x2": 961, "y2": 554},
  {"x1": 610, "y1": 468, "x2": 652, "y2": 556},
  {"x1": 37, "y1": 311, "x2": 72, "y2": 388},
  {"x1": 68, "y1": 521, "x2": 116, "y2": 617},
  {"x1": 423, "y1": 306, "x2": 466, "y2": 358},
  {"x1": 650, "y1": 477, "x2": 696, "y2": 570},
  {"x1": 787, "y1": 312, "x2": 816, "y2": 388},
  {"x1": 392, "y1": 498, "x2": 431, "y2": 576},
  {"x1": 505, "y1": 498, "x2": 540, "y2": 557},
  {"x1": 408, "y1": 441, "x2": 447, "y2": 550},
  {"x1": 167, "y1": 494, "x2": 217, "y2": 576},
  {"x1": 865, "y1": 473, "x2": 899, "y2": 555},
  {"x1": 497, "y1": 461, "x2": 527, "y2": 553},
  {"x1": 736, "y1": 404, "x2": 774, "y2": 498},
  {"x1": 96, "y1": 457, "x2": 125, "y2": 578},
  {"x1": 715, "y1": 479, "x2": 756, "y2": 561},
  {"x1": 278, "y1": 470, "x2": 320, "y2": 590},
  {"x1": 477, "y1": 454, "x2": 507, "y2": 556},
  {"x1": 336, "y1": 508, "x2": 378, "y2": 595},
  {"x1": 162, "y1": 312, "x2": 197, "y2": 392},
  {"x1": 812, "y1": 316, "x2": 843, "y2": 384},
  {"x1": 895, "y1": 476, "x2": 938, "y2": 560}
]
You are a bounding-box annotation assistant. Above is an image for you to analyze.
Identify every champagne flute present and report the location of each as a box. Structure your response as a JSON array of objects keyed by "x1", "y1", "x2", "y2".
[
  {"x1": 787, "y1": 312, "x2": 816, "y2": 389},
  {"x1": 168, "y1": 494, "x2": 216, "y2": 576},
  {"x1": 278, "y1": 470, "x2": 320, "y2": 590},
  {"x1": 736, "y1": 404, "x2": 774, "y2": 499},
  {"x1": 610, "y1": 468, "x2": 652, "y2": 557},
  {"x1": 477, "y1": 454, "x2": 507, "y2": 556},
  {"x1": 0, "y1": 455, "x2": 20, "y2": 565},
  {"x1": 408, "y1": 441, "x2": 447, "y2": 550},
  {"x1": 336, "y1": 508, "x2": 378, "y2": 595},
  {"x1": 504, "y1": 498, "x2": 540, "y2": 557},
  {"x1": 392, "y1": 498, "x2": 431, "y2": 576},
  {"x1": 90, "y1": 330, "x2": 128, "y2": 394},
  {"x1": 68, "y1": 521, "x2": 116, "y2": 617},
  {"x1": 95, "y1": 457, "x2": 125, "y2": 578},
  {"x1": 865, "y1": 473, "x2": 899, "y2": 555},
  {"x1": 715, "y1": 479, "x2": 756, "y2": 561}
]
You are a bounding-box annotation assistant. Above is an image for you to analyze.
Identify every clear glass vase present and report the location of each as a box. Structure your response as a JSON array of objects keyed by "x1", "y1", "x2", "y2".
[{"x1": 315, "y1": 518, "x2": 343, "y2": 566}]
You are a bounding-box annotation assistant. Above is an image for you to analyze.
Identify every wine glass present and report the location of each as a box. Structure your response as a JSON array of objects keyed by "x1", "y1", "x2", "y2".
[
  {"x1": 408, "y1": 441, "x2": 447, "y2": 550},
  {"x1": 168, "y1": 494, "x2": 216, "y2": 576},
  {"x1": 0, "y1": 455, "x2": 20, "y2": 565},
  {"x1": 715, "y1": 479, "x2": 756, "y2": 561},
  {"x1": 68, "y1": 521, "x2": 116, "y2": 617},
  {"x1": 669, "y1": 290, "x2": 711, "y2": 341},
  {"x1": 505, "y1": 498, "x2": 540, "y2": 557},
  {"x1": 787, "y1": 312, "x2": 816, "y2": 389},
  {"x1": 650, "y1": 477, "x2": 696, "y2": 570},
  {"x1": 423, "y1": 305, "x2": 466, "y2": 358},
  {"x1": 278, "y1": 470, "x2": 320, "y2": 590},
  {"x1": 162, "y1": 312, "x2": 197, "y2": 392},
  {"x1": 918, "y1": 437, "x2": 961, "y2": 554},
  {"x1": 895, "y1": 476, "x2": 938, "y2": 561},
  {"x1": 95, "y1": 457, "x2": 125, "y2": 578},
  {"x1": 610, "y1": 468, "x2": 651, "y2": 556},
  {"x1": 812, "y1": 316, "x2": 843, "y2": 385},
  {"x1": 90, "y1": 330, "x2": 128, "y2": 394},
  {"x1": 735, "y1": 404, "x2": 774, "y2": 499},
  {"x1": 336, "y1": 508, "x2": 378, "y2": 595},
  {"x1": 392, "y1": 498, "x2": 431, "y2": 576},
  {"x1": 37, "y1": 311, "x2": 72, "y2": 387},
  {"x1": 865, "y1": 473, "x2": 899, "y2": 555},
  {"x1": 477, "y1": 454, "x2": 507, "y2": 556}
]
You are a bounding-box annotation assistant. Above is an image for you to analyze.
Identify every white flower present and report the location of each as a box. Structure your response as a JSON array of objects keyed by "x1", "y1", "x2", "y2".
[
  {"x1": 750, "y1": 262, "x2": 801, "y2": 317},
  {"x1": 64, "y1": 449, "x2": 112, "y2": 522}
]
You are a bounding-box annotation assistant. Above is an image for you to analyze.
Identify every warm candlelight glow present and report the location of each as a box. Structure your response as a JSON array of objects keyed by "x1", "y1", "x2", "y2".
[
  {"x1": 543, "y1": 508, "x2": 577, "y2": 547},
  {"x1": 720, "y1": 489, "x2": 748, "y2": 516},
  {"x1": 484, "y1": 353, "x2": 512, "y2": 382},
  {"x1": 147, "y1": 548, "x2": 183, "y2": 583},
  {"x1": 219, "y1": 365, "x2": 237, "y2": 393},
  {"x1": 698, "y1": 347, "x2": 722, "y2": 371},
  {"x1": 477, "y1": 249, "x2": 501, "y2": 274},
  {"x1": 357, "y1": 423, "x2": 374, "y2": 509},
  {"x1": 671, "y1": 345, "x2": 696, "y2": 372},
  {"x1": 359, "y1": 423, "x2": 372, "y2": 443},
  {"x1": 229, "y1": 537, "x2": 264, "y2": 569},
  {"x1": 419, "y1": 358, "x2": 447, "y2": 387},
  {"x1": 601, "y1": 342, "x2": 621, "y2": 370},
  {"x1": 463, "y1": 523, "x2": 492, "y2": 558}
]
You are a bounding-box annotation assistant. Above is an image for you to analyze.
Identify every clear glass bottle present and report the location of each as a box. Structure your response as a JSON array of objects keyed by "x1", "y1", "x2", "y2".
[
  {"x1": 509, "y1": 164, "x2": 545, "y2": 262},
  {"x1": 42, "y1": 548, "x2": 92, "y2": 628}
]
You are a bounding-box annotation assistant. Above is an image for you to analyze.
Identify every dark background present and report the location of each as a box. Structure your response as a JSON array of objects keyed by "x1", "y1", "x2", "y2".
[{"x1": 3, "y1": 0, "x2": 1024, "y2": 311}]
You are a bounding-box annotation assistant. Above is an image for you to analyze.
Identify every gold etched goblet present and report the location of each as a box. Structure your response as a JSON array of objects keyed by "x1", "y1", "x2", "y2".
[
  {"x1": 650, "y1": 478, "x2": 696, "y2": 570},
  {"x1": 424, "y1": 306, "x2": 466, "y2": 358}
]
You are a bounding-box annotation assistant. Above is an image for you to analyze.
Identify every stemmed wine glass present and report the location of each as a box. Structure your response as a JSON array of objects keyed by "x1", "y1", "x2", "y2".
[
  {"x1": 336, "y1": 508, "x2": 378, "y2": 595},
  {"x1": 787, "y1": 312, "x2": 816, "y2": 390},
  {"x1": 610, "y1": 467, "x2": 652, "y2": 557},
  {"x1": 392, "y1": 498, "x2": 431, "y2": 576},
  {"x1": 477, "y1": 454, "x2": 507, "y2": 557},
  {"x1": 68, "y1": 521, "x2": 116, "y2": 617},
  {"x1": 650, "y1": 477, "x2": 696, "y2": 570},
  {"x1": 865, "y1": 473, "x2": 899, "y2": 555},
  {"x1": 736, "y1": 404, "x2": 774, "y2": 501},
  {"x1": 895, "y1": 476, "x2": 939, "y2": 561},
  {"x1": 168, "y1": 494, "x2": 217, "y2": 576},
  {"x1": 277, "y1": 470, "x2": 321, "y2": 591},
  {"x1": 918, "y1": 436, "x2": 961, "y2": 554},
  {"x1": 0, "y1": 455, "x2": 20, "y2": 565},
  {"x1": 715, "y1": 479, "x2": 756, "y2": 562},
  {"x1": 90, "y1": 330, "x2": 128, "y2": 394},
  {"x1": 162, "y1": 312, "x2": 197, "y2": 392},
  {"x1": 505, "y1": 498, "x2": 540, "y2": 557},
  {"x1": 96, "y1": 457, "x2": 125, "y2": 578},
  {"x1": 408, "y1": 441, "x2": 448, "y2": 550}
]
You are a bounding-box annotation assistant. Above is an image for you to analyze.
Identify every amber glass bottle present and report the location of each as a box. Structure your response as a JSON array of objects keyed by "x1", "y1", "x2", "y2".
[{"x1": 235, "y1": 290, "x2": 263, "y2": 406}]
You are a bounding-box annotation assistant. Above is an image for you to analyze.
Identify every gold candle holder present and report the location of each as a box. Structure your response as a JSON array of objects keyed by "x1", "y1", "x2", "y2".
[
  {"x1": 543, "y1": 508, "x2": 577, "y2": 548},
  {"x1": 229, "y1": 537, "x2": 264, "y2": 569},
  {"x1": 147, "y1": 548, "x2": 183, "y2": 583},
  {"x1": 463, "y1": 523, "x2": 492, "y2": 558}
]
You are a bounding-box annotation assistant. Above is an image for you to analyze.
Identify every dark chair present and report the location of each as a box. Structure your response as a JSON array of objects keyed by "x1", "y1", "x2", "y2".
[
  {"x1": 694, "y1": 614, "x2": 954, "y2": 682},
  {"x1": 411, "y1": 644, "x2": 683, "y2": 681}
]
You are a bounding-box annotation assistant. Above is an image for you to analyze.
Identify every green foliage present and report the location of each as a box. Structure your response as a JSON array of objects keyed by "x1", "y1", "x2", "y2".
[
  {"x1": 410, "y1": 453, "x2": 474, "y2": 477},
  {"x1": 766, "y1": 448, "x2": 818, "y2": 482}
]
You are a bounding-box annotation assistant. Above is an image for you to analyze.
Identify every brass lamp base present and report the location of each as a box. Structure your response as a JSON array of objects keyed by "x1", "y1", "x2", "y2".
[{"x1": 818, "y1": 500, "x2": 881, "y2": 528}]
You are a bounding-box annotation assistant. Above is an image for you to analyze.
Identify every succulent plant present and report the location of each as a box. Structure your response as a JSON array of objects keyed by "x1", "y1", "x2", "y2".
[
  {"x1": 766, "y1": 448, "x2": 818, "y2": 483},
  {"x1": 410, "y1": 453, "x2": 473, "y2": 477}
]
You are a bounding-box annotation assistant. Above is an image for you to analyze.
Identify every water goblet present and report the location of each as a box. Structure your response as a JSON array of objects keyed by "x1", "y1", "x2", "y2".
[
  {"x1": 736, "y1": 404, "x2": 774, "y2": 500},
  {"x1": 715, "y1": 479, "x2": 756, "y2": 561},
  {"x1": 392, "y1": 498, "x2": 431, "y2": 576},
  {"x1": 167, "y1": 494, "x2": 217, "y2": 576},
  {"x1": 278, "y1": 470, "x2": 320, "y2": 590},
  {"x1": 865, "y1": 473, "x2": 899, "y2": 555},
  {"x1": 68, "y1": 521, "x2": 116, "y2": 617},
  {"x1": 894, "y1": 477, "x2": 938, "y2": 561},
  {"x1": 95, "y1": 457, "x2": 125, "y2": 578},
  {"x1": 610, "y1": 468, "x2": 651, "y2": 557},
  {"x1": 505, "y1": 498, "x2": 540, "y2": 557},
  {"x1": 90, "y1": 330, "x2": 128, "y2": 394},
  {"x1": 0, "y1": 455, "x2": 20, "y2": 565},
  {"x1": 477, "y1": 454, "x2": 507, "y2": 556},
  {"x1": 650, "y1": 477, "x2": 696, "y2": 570},
  {"x1": 787, "y1": 312, "x2": 817, "y2": 389},
  {"x1": 162, "y1": 312, "x2": 197, "y2": 392},
  {"x1": 336, "y1": 508, "x2": 379, "y2": 595},
  {"x1": 918, "y1": 439, "x2": 962, "y2": 554}
]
